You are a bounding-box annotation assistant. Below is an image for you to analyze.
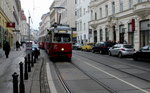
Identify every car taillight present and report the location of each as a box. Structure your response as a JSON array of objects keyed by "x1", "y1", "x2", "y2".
[
  {"x1": 121, "y1": 48, "x2": 125, "y2": 51},
  {"x1": 101, "y1": 46, "x2": 107, "y2": 48}
]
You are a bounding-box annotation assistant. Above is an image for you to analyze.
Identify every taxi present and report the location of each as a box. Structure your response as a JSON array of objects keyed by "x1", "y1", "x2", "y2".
[{"x1": 81, "y1": 43, "x2": 94, "y2": 52}]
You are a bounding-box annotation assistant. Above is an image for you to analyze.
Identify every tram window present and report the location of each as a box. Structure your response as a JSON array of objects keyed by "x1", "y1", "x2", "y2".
[{"x1": 54, "y1": 34, "x2": 71, "y2": 42}]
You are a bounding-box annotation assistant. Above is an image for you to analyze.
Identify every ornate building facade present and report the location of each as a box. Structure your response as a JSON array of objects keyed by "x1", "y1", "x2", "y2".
[{"x1": 89, "y1": 0, "x2": 150, "y2": 50}]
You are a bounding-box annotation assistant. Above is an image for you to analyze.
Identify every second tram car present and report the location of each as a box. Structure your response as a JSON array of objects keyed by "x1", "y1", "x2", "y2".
[
  {"x1": 45, "y1": 25, "x2": 72, "y2": 60},
  {"x1": 38, "y1": 35, "x2": 45, "y2": 49}
]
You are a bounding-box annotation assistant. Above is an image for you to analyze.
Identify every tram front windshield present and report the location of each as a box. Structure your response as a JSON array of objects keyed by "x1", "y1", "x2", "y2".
[{"x1": 54, "y1": 33, "x2": 71, "y2": 43}]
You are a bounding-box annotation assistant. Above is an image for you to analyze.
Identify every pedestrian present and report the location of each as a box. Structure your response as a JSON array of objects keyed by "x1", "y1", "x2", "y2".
[
  {"x1": 33, "y1": 48, "x2": 40, "y2": 59},
  {"x1": 16, "y1": 41, "x2": 21, "y2": 51},
  {"x1": 3, "y1": 41, "x2": 10, "y2": 58}
]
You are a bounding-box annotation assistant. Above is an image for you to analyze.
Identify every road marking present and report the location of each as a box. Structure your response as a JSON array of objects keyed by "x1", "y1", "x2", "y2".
[
  {"x1": 83, "y1": 61, "x2": 150, "y2": 93},
  {"x1": 46, "y1": 63, "x2": 58, "y2": 93}
]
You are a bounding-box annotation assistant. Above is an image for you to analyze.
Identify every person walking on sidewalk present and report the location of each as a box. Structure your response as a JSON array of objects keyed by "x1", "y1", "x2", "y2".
[
  {"x1": 3, "y1": 41, "x2": 10, "y2": 58},
  {"x1": 16, "y1": 41, "x2": 21, "y2": 51}
]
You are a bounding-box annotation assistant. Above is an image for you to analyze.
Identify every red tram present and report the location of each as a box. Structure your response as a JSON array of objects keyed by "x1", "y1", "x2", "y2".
[
  {"x1": 45, "y1": 25, "x2": 72, "y2": 60},
  {"x1": 38, "y1": 35, "x2": 45, "y2": 49}
]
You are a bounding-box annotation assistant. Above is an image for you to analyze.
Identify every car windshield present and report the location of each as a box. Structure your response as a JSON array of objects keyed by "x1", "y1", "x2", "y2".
[
  {"x1": 123, "y1": 45, "x2": 133, "y2": 48},
  {"x1": 105, "y1": 42, "x2": 114, "y2": 47}
]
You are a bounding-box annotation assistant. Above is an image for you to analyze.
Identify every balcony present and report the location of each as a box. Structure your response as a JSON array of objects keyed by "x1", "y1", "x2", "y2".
[
  {"x1": 89, "y1": 20, "x2": 99, "y2": 29},
  {"x1": 89, "y1": 0, "x2": 106, "y2": 7},
  {"x1": 133, "y1": 1, "x2": 150, "y2": 18}
]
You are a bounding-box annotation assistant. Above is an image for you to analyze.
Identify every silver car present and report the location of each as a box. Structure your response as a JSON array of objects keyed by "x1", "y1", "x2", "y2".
[{"x1": 108, "y1": 44, "x2": 135, "y2": 58}]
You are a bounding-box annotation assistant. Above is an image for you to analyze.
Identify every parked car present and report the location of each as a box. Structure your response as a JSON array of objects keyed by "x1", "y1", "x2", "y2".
[
  {"x1": 133, "y1": 45, "x2": 150, "y2": 61},
  {"x1": 32, "y1": 44, "x2": 40, "y2": 59},
  {"x1": 72, "y1": 43, "x2": 83, "y2": 50},
  {"x1": 81, "y1": 43, "x2": 94, "y2": 51},
  {"x1": 108, "y1": 44, "x2": 135, "y2": 58},
  {"x1": 92, "y1": 41, "x2": 114, "y2": 54}
]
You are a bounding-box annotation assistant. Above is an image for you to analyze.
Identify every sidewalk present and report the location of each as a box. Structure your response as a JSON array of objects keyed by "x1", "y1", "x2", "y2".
[
  {"x1": 0, "y1": 47, "x2": 51, "y2": 93},
  {"x1": 24, "y1": 56, "x2": 51, "y2": 93}
]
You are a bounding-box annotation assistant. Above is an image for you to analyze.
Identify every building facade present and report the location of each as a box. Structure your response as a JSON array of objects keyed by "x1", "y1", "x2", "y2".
[
  {"x1": 0, "y1": 0, "x2": 22, "y2": 49},
  {"x1": 75, "y1": 0, "x2": 91, "y2": 44},
  {"x1": 49, "y1": 0, "x2": 76, "y2": 43},
  {"x1": 20, "y1": 10, "x2": 28, "y2": 42},
  {"x1": 89, "y1": 0, "x2": 150, "y2": 50},
  {"x1": 39, "y1": 12, "x2": 50, "y2": 38}
]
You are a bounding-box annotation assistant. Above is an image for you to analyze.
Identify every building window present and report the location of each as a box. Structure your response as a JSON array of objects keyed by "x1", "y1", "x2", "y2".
[
  {"x1": 120, "y1": 0, "x2": 123, "y2": 12},
  {"x1": 83, "y1": 8, "x2": 86, "y2": 15},
  {"x1": 138, "y1": 0, "x2": 142, "y2": 3},
  {"x1": 105, "y1": 28, "x2": 109, "y2": 41},
  {"x1": 112, "y1": 2, "x2": 115, "y2": 14},
  {"x1": 105, "y1": 5, "x2": 108, "y2": 17},
  {"x1": 94, "y1": 30, "x2": 97, "y2": 43},
  {"x1": 128, "y1": 23, "x2": 134, "y2": 46},
  {"x1": 99, "y1": 29, "x2": 103, "y2": 41},
  {"x1": 95, "y1": 12, "x2": 97, "y2": 20},
  {"x1": 129, "y1": 0, "x2": 133, "y2": 8},
  {"x1": 84, "y1": 23, "x2": 86, "y2": 30},
  {"x1": 80, "y1": 8, "x2": 82, "y2": 17},
  {"x1": 100, "y1": 8, "x2": 102, "y2": 19},
  {"x1": 119, "y1": 25, "x2": 125, "y2": 43},
  {"x1": 91, "y1": 10, "x2": 93, "y2": 20}
]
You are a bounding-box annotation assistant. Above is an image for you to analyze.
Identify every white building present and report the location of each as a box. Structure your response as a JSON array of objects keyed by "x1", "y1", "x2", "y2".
[
  {"x1": 20, "y1": 10, "x2": 28, "y2": 42},
  {"x1": 49, "y1": 0, "x2": 76, "y2": 42},
  {"x1": 39, "y1": 12, "x2": 50, "y2": 38},
  {"x1": 89, "y1": 0, "x2": 150, "y2": 50},
  {"x1": 75, "y1": 0, "x2": 91, "y2": 44},
  {"x1": 52, "y1": 0, "x2": 76, "y2": 28}
]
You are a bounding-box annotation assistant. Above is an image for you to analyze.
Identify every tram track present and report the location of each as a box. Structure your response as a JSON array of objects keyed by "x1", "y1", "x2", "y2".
[
  {"x1": 53, "y1": 62, "x2": 117, "y2": 93},
  {"x1": 73, "y1": 51, "x2": 150, "y2": 83},
  {"x1": 53, "y1": 62, "x2": 73, "y2": 93}
]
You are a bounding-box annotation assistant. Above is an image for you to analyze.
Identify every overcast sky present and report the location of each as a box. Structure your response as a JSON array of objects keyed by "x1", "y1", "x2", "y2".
[{"x1": 20, "y1": 0, "x2": 53, "y2": 30}]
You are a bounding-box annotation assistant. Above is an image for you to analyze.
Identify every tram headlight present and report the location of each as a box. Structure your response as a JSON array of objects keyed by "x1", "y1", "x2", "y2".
[{"x1": 61, "y1": 48, "x2": 64, "y2": 51}]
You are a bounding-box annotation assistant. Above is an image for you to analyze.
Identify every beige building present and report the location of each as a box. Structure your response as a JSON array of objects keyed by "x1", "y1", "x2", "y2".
[
  {"x1": 89, "y1": 0, "x2": 150, "y2": 50},
  {"x1": 0, "y1": 0, "x2": 21, "y2": 49}
]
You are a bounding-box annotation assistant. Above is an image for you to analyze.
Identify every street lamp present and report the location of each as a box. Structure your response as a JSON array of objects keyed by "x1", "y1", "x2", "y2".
[{"x1": 28, "y1": 16, "x2": 31, "y2": 41}]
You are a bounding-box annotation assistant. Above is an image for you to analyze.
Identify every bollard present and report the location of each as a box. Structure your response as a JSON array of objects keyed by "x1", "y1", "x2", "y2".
[
  {"x1": 28, "y1": 54, "x2": 31, "y2": 72},
  {"x1": 12, "y1": 72, "x2": 19, "y2": 93},
  {"x1": 24, "y1": 57, "x2": 28, "y2": 80},
  {"x1": 31, "y1": 52, "x2": 34, "y2": 67},
  {"x1": 19, "y1": 62, "x2": 25, "y2": 93}
]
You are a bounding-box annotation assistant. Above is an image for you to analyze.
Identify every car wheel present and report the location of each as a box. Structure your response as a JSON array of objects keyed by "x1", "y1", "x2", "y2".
[
  {"x1": 99, "y1": 50, "x2": 103, "y2": 54},
  {"x1": 92, "y1": 50, "x2": 95, "y2": 53},
  {"x1": 118, "y1": 52, "x2": 123, "y2": 58},
  {"x1": 133, "y1": 55, "x2": 138, "y2": 61},
  {"x1": 108, "y1": 51, "x2": 111, "y2": 56}
]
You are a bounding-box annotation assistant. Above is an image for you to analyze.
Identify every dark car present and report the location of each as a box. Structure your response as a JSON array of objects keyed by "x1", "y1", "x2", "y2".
[
  {"x1": 133, "y1": 45, "x2": 150, "y2": 61},
  {"x1": 92, "y1": 41, "x2": 114, "y2": 54}
]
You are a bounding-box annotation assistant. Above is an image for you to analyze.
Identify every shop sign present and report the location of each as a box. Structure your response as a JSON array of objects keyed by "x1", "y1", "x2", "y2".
[
  {"x1": 6, "y1": 22, "x2": 15, "y2": 28},
  {"x1": 131, "y1": 19, "x2": 135, "y2": 32}
]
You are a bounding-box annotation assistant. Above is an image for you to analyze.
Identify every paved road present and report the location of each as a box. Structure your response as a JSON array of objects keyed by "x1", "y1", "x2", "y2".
[{"x1": 72, "y1": 50, "x2": 150, "y2": 93}]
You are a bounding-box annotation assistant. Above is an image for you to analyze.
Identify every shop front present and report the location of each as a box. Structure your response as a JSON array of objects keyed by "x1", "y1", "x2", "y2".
[{"x1": 140, "y1": 19, "x2": 150, "y2": 47}]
